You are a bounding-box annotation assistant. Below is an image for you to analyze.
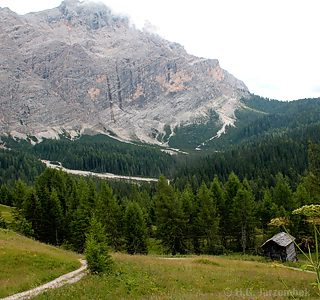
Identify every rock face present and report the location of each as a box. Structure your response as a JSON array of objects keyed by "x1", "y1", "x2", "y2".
[{"x1": 0, "y1": 0, "x2": 250, "y2": 145}]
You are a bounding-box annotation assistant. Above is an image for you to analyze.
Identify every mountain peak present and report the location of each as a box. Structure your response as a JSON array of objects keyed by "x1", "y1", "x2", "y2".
[{"x1": 0, "y1": 2, "x2": 249, "y2": 147}]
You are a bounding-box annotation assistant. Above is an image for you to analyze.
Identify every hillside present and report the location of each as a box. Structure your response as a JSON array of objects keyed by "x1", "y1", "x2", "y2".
[{"x1": 0, "y1": 228, "x2": 81, "y2": 298}]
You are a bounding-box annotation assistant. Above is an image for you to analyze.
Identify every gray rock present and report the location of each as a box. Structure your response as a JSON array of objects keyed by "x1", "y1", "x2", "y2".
[{"x1": 0, "y1": 0, "x2": 250, "y2": 145}]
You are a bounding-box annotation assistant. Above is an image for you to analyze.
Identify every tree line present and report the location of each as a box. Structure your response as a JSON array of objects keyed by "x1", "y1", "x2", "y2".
[{"x1": 1, "y1": 142, "x2": 319, "y2": 256}]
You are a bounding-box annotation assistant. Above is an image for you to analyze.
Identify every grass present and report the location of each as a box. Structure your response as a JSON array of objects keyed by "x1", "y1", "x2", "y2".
[
  {"x1": 0, "y1": 204, "x2": 13, "y2": 222},
  {"x1": 0, "y1": 228, "x2": 82, "y2": 298},
  {"x1": 1, "y1": 229, "x2": 318, "y2": 299},
  {"x1": 35, "y1": 253, "x2": 319, "y2": 299}
]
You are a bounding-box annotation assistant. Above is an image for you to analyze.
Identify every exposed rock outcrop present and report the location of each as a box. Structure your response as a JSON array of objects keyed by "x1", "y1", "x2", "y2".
[{"x1": 0, "y1": 0, "x2": 250, "y2": 145}]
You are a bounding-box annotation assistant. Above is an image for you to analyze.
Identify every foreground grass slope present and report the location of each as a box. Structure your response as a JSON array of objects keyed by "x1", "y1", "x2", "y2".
[
  {"x1": 37, "y1": 253, "x2": 318, "y2": 299},
  {"x1": 0, "y1": 229, "x2": 81, "y2": 298}
]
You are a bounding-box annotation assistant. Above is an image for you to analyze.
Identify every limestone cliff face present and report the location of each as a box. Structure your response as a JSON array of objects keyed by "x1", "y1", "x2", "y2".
[{"x1": 0, "y1": 0, "x2": 249, "y2": 145}]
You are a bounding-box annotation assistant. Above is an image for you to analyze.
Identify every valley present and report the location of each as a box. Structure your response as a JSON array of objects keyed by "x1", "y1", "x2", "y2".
[{"x1": 1, "y1": 0, "x2": 320, "y2": 299}]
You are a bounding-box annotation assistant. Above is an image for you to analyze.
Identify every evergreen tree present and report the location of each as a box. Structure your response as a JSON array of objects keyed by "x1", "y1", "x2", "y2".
[
  {"x1": 95, "y1": 181, "x2": 124, "y2": 251},
  {"x1": 180, "y1": 184, "x2": 196, "y2": 253},
  {"x1": 124, "y1": 201, "x2": 148, "y2": 254},
  {"x1": 272, "y1": 173, "x2": 294, "y2": 212},
  {"x1": 23, "y1": 188, "x2": 42, "y2": 239},
  {"x1": 195, "y1": 182, "x2": 220, "y2": 254},
  {"x1": 210, "y1": 177, "x2": 225, "y2": 247},
  {"x1": 48, "y1": 189, "x2": 64, "y2": 245},
  {"x1": 0, "y1": 184, "x2": 13, "y2": 206},
  {"x1": 222, "y1": 172, "x2": 241, "y2": 247},
  {"x1": 85, "y1": 216, "x2": 113, "y2": 274},
  {"x1": 306, "y1": 142, "x2": 320, "y2": 203},
  {"x1": 154, "y1": 175, "x2": 186, "y2": 255},
  {"x1": 11, "y1": 179, "x2": 28, "y2": 230},
  {"x1": 258, "y1": 189, "x2": 279, "y2": 234},
  {"x1": 230, "y1": 179, "x2": 256, "y2": 254}
]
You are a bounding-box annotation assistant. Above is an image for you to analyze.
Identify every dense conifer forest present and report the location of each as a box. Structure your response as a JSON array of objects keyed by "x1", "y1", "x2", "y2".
[{"x1": 1, "y1": 96, "x2": 320, "y2": 255}]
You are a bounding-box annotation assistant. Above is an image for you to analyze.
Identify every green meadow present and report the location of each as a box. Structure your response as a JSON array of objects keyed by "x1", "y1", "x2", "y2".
[
  {"x1": 1, "y1": 228, "x2": 319, "y2": 299},
  {"x1": 0, "y1": 229, "x2": 81, "y2": 298},
  {"x1": 36, "y1": 253, "x2": 318, "y2": 299}
]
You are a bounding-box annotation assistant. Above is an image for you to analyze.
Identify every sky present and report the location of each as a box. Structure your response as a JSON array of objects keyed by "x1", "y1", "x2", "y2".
[{"x1": 1, "y1": 0, "x2": 320, "y2": 101}]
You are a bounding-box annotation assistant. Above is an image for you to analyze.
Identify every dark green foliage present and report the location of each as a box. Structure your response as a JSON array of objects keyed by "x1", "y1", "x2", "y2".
[
  {"x1": 0, "y1": 148, "x2": 46, "y2": 188},
  {"x1": 154, "y1": 175, "x2": 186, "y2": 255},
  {"x1": 230, "y1": 179, "x2": 256, "y2": 254},
  {"x1": 124, "y1": 201, "x2": 148, "y2": 254},
  {"x1": 0, "y1": 185, "x2": 13, "y2": 206},
  {"x1": 173, "y1": 123, "x2": 320, "y2": 199},
  {"x1": 307, "y1": 141, "x2": 320, "y2": 202},
  {"x1": 0, "y1": 212, "x2": 6, "y2": 229},
  {"x1": 85, "y1": 217, "x2": 113, "y2": 274},
  {"x1": 29, "y1": 134, "x2": 179, "y2": 178},
  {"x1": 169, "y1": 109, "x2": 221, "y2": 150},
  {"x1": 195, "y1": 182, "x2": 219, "y2": 253},
  {"x1": 23, "y1": 188, "x2": 42, "y2": 239},
  {"x1": 95, "y1": 181, "x2": 124, "y2": 251}
]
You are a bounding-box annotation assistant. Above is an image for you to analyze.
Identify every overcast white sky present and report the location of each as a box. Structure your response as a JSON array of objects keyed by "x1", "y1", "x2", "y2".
[{"x1": 1, "y1": 0, "x2": 320, "y2": 101}]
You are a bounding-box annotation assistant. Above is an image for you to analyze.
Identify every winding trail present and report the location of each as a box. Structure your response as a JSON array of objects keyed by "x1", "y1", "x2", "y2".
[
  {"x1": 1, "y1": 259, "x2": 88, "y2": 300},
  {"x1": 41, "y1": 160, "x2": 159, "y2": 182}
]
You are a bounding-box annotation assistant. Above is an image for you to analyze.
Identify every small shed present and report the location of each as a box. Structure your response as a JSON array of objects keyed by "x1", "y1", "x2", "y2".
[{"x1": 260, "y1": 232, "x2": 297, "y2": 262}]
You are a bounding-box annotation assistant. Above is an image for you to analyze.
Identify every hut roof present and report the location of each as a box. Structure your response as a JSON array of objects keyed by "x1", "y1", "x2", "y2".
[{"x1": 261, "y1": 232, "x2": 295, "y2": 248}]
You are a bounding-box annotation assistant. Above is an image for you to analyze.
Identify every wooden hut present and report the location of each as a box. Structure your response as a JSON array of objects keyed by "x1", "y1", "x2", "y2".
[{"x1": 260, "y1": 232, "x2": 297, "y2": 262}]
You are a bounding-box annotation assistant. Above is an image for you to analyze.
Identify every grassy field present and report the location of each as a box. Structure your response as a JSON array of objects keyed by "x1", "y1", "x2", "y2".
[
  {"x1": 35, "y1": 253, "x2": 318, "y2": 299},
  {"x1": 0, "y1": 228, "x2": 82, "y2": 298},
  {"x1": 1, "y1": 227, "x2": 318, "y2": 299},
  {"x1": 0, "y1": 204, "x2": 13, "y2": 222}
]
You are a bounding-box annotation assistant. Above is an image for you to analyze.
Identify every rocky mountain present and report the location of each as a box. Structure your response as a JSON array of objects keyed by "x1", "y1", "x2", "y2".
[{"x1": 0, "y1": 0, "x2": 249, "y2": 147}]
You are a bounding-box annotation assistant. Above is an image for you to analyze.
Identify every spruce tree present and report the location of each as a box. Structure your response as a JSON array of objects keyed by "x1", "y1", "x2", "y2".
[
  {"x1": 124, "y1": 201, "x2": 148, "y2": 254},
  {"x1": 230, "y1": 179, "x2": 256, "y2": 254},
  {"x1": 95, "y1": 180, "x2": 124, "y2": 251},
  {"x1": 195, "y1": 182, "x2": 220, "y2": 254},
  {"x1": 0, "y1": 184, "x2": 13, "y2": 206},
  {"x1": 85, "y1": 216, "x2": 112, "y2": 274},
  {"x1": 210, "y1": 177, "x2": 225, "y2": 247},
  {"x1": 48, "y1": 189, "x2": 64, "y2": 245},
  {"x1": 222, "y1": 172, "x2": 241, "y2": 247},
  {"x1": 23, "y1": 188, "x2": 42, "y2": 239},
  {"x1": 180, "y1": 184, "x2": 196, "y2": 253},
  {"x1": 154, "y1": 175, "x2": 186, "y2": 255}
]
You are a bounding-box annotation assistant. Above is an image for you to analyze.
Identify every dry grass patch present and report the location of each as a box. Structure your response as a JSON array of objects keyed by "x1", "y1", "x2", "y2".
[{"x1": 0, "y1": 229, "x2": 81, "y2": 298}]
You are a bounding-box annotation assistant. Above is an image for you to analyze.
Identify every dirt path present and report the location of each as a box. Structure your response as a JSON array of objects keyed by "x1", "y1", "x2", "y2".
[
  {"x1": 1, "y1": 259, "x2": 88, "y2": 300},
  {"x1": 41, "y1": 160, "x2": 159, "y2": 182}
]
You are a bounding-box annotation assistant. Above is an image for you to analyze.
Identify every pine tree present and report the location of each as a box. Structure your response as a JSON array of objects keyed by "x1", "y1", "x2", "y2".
[
  {"x1": 23, "y1": 188, "x2": 42, "y2": 238},
  {"x1": 48, "y1": 189, "x2": 64, "y2": 245},
  {"x1": 195, "y1": 182, "x2": 220, "y2": 254},
  {"x1": 258, "y1": 189, "x2": 279, "y2": 234},
  {"x1": 230, "y1": 179, "x2": 256, "y2": 254},
  {"x1": 180, "y1": 184, "x2": 196, "y2": 253},
  {"x1": 11, "y1": 179, "x2": 28, "y2": 231},
  {"x1": 85, "y1": 216, "x2": 113, "y2": 274},
  {"x1": 124, "y1": 201, "x2": 148, "y2": 254},
  {"x1": 210, "y1": 177, "x2": 225, "y2": 248},
  {"x1": 0, "y1": 184, "x2": 13, "y2": 206},
  {"x1": 222, "y1": 172, "x2": 241, "y2": 247},
  {"x1": 95, "y1": 180, "x2": 124, "y2": 251},
  {"x1": 154, "y1": 175, "x2": 186, "y2": 255},
  {"x1": 306, "y1": 142, "x2": 320, "y2": 203}
]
